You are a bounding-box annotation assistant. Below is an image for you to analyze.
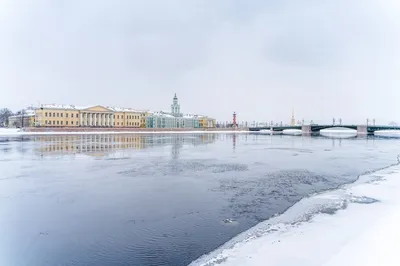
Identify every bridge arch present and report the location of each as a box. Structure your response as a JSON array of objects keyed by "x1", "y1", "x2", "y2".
[{"x1": 311, "y1": 125, "x2": 357, "y2": 132}]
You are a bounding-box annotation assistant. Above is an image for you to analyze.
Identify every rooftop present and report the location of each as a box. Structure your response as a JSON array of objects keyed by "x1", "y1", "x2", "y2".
[{"x1": 40, "y1": 104, "x2": 148, "y2": 113}]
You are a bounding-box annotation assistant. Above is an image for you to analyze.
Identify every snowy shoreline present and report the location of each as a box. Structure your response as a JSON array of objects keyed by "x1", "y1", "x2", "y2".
[{"x1": 190, "y1": 164, "x2": 400, "y2": 266}]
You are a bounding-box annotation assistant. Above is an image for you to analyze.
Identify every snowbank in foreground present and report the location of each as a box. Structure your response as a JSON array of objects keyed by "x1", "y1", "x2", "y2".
[
  {"x1": 0, "y1": 128, "x2": 248, "y2": 136},
  {"x1": 190, "y1": 165, "x2": 400, "y2": 266}
]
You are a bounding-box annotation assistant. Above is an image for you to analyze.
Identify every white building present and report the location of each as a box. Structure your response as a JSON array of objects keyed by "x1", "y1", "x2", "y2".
[{"x1": 146, "y1": 94, "x2": 202, "y2": 129}]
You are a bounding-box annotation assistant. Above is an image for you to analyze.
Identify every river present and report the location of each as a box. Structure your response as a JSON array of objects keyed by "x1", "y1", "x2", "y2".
[{"x1": 1, "y1": 133, "x2": 399, "y2": 266}]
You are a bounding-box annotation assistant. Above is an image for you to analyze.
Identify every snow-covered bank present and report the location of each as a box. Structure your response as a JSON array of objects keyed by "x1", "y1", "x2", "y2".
[
  {"x1": 0, "y1": 128, "x2": 248, "y2": 136},
  {"x1": 190, "y1": 165, "x2": 400, "y2": 266}
]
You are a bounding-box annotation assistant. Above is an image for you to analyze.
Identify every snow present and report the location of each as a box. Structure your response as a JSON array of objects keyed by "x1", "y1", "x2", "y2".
[
  {"x1": 282, "y1": 129, "x2": 302, "y2": 135},
  {"x1": 40, "y1": 103, "x2": 88, "y2": 110},
  {"x1": 190, "y1": 165, "x2": 400, "y2": 266},
  {"x1": 374, "y1": 130, "x2": 400, "y2": 138},
  {"x1": 257, "y1": 130, "x2": 283, "y2": 135},
  {"x1": 107, "y1": 106, "x2": 147, "y2": 113},
  {"x1": 0, "y1": 128, "x2": 247, "y2": 136},
  {"x1": 39, "y1": 104, "x2": 148, "y2": 113},
  {"x1": 320, "y1": 128, "x2": 357, "y2": 138}
]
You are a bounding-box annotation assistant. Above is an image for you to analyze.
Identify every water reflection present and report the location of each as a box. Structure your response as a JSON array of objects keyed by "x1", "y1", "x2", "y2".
[{"x1": 0, "y1": 134, "x2": 218, "y2": 158}]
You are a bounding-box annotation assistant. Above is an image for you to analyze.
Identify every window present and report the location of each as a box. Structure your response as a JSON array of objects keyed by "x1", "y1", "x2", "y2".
[
  {"x1": 53, "y1": 113, "x2": 55, "y2": 117},
  {"x1": 57, "y1": 121, "x2": 59, "y2": 125},
  {"x1": 76, "y1": 114, "x2": 78, "y2": 118},
  {"x1": 117, "y1": 115, "x2": 119, "y2": 119},
  {"x1": 53, "y1": 121, "x2": 55, "y2": 125},
  {"x1": 66, "y1": 121, "x2": 68, "y2": 125},
  {"x1": 66, "y1": 113, "x2": 68, "y2": 118},
  {"x1": 117, "y1": 122, "x2": 119, "y2": 125},
  {"x1": 57, "y1": 113, "x2": 59, "y2": 117},
  {"x1": 61, "y1": 113, "x2": 63, "y2": 117},
  {"x1": 49, "y1": 113, "x2": 51, "y2": 117},
  {"x1": 61, "y1": 121, "x2": 63, "y2": 125},
  {"x1": 45, "y1": 112, "x2": 48, "y2": 117}
]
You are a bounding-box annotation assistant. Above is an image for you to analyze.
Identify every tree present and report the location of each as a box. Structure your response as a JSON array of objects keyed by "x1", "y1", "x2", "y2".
[{"x1": 0, "y1": 108, "x2": 13, "y2": 127}]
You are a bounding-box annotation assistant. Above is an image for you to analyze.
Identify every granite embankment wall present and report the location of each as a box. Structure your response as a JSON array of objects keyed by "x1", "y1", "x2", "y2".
[{"x1": 24, "y1": 127, "x2": 248, "y2": 133}]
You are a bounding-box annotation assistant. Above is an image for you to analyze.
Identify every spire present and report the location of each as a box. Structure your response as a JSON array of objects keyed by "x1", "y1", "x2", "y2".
[
  {"x1": 171, "y1": 93, "x2": 180, "y2": 116},
  {"x1": 290, "y1": 108, "x2": 296, "y2": 126}
]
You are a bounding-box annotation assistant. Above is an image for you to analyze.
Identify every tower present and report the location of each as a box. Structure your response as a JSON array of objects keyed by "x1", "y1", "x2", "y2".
[
  {"x1": 290, "y1": 108, "x2": 295, "y2": 126},
  {"x1": 233, "y1": 112, "x2": 237, "y2": 127},
  {"x1": 171, "y1": 93, "x2": 180, "y2": 116}
]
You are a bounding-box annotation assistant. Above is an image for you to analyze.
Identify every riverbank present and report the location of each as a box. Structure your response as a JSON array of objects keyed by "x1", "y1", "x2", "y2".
[
  {"x1": 191, "y1": 165, "x2": 400, "y2": 266},
  {"x1": 0, "y1": 127, "x2": 249, "y2": 136}
]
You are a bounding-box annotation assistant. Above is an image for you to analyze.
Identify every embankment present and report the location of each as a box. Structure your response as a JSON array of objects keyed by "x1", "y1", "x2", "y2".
[{"x1": 23, "y1": 127, "x2": 248, "y2": 133}]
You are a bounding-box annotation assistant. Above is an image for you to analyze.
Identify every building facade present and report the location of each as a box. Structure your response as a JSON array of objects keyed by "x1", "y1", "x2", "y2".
[
  {"x1": 199, "y1": 116, "x2": 216, "y2": 128},
  {"x1": 15, "y1": 95, "x2": 214, "y2": 129},
  {"x1": 146, "y1": 94, "x2": 215, "y2": 129},
  {"x1": 34, "y1": 104, "x2": 147, "y2": 128},
  {"x1": 8, "y1": 109, "x2": 35, "y2": 128}
]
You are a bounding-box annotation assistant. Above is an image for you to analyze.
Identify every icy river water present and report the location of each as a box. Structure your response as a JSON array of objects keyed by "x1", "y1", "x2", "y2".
[{"x1": 1, "y1": 133, "x2": 400, "y2": 266}]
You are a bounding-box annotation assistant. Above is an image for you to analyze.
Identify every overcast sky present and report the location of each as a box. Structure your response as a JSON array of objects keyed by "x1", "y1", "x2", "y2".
[{"x1": 0, "y1": 0, "x2": 399, "y2": 124}]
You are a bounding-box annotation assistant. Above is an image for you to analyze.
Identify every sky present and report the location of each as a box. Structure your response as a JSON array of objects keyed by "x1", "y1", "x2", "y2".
[{"x1": 0, "y1": 0, "x2": 400, "y2": 124}]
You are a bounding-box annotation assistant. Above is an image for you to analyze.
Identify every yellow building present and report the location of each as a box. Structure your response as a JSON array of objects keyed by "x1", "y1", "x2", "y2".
[
  {"x1": 199, "y1": 116, "x2": 216, "y2": 128},
  {"x1": 34, "y1": 104, "x2": 147, "y2": 128}
]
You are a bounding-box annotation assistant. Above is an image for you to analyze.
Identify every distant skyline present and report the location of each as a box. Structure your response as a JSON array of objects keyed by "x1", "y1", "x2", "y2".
[{"x1": 1, "y1": 0, "x2": 400, "y2": 124}]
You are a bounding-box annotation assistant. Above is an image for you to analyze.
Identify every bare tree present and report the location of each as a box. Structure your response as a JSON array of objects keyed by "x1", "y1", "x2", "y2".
[{"x1": 0, "y1": 108, "x2": 13, "y2": 127}]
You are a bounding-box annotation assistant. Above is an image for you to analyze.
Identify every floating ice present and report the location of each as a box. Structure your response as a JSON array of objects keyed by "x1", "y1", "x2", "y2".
[
  {"x1": 189, "y1": 165, "x2": 400, "y2": 266},
  {"x1": 320, "y1": 127, "x2": 357, "y2": 139},
  {"x1": 282, "y1": 129, "x2": 302, "y2": 136},
  {"x1": 374, "y1": 130, "x2": 400, "y2": 138}
]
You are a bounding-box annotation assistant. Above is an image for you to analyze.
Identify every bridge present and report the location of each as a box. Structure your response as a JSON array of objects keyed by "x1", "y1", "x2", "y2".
[{"x1": 249, "y1": 125, "x2": 400, "y2": 134}]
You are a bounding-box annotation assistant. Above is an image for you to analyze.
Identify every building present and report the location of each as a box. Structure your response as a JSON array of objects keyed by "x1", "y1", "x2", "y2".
[
  {"x1": 14, "y1": 96, "x2": 214, "y2": 129},
  {"x1": 8, "y1": 109, "x2": 35, "y2": 128},
  {"x1": 34, "y1": 104, "x2": 148, "y2": 128},
  {"x1": 199, "y1": 116, "x2": 216, "y2": 128},
  {"x1": 146, "y1": 94, "x2": 215, "y2": 129}
]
